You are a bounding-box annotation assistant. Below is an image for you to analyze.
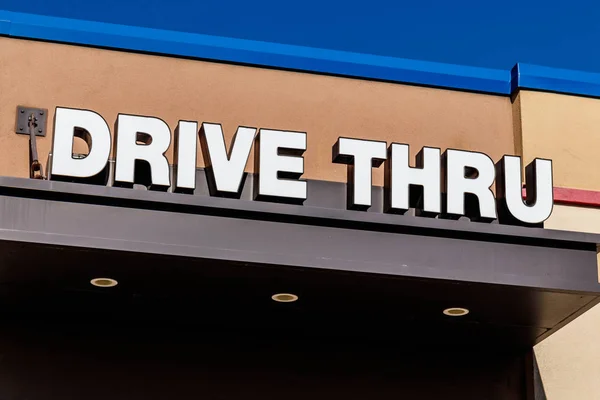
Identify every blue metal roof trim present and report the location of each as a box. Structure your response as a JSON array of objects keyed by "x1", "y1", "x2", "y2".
[
  {"x1": 513, "y1": 63, "x2": 600, "y2": 98},
  {"x1": 2, "y1": 10, "x2": 600, "y2": 99},
  {"x1": 0, "y1": 10, "x2": 510, "y2": 95}
]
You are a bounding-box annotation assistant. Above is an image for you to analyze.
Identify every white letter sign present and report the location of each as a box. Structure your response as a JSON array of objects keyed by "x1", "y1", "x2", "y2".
[
  {"x1": 201, "y1": 123, "x2": 256, "y2": 197},
  {"x1": 333, "y1": 137, "x2": 387, "y2": 210},
  {"x1": 387, "y1": 144, "x2": 441, "y2": 216},
  {"x1": 443, "y1": 149, "x2": 497, "y2": 221},
  {"x1": 51, "y1": 107, "x2": 111, "y2": 181},
  {"x1": 45, "y1": 106, "x2": 556, "y2": 227},
  {"x1": 114, "y1": 114, "x2": 172, "y2": 190},
  {"x1": 255, "y1": 129, "x2": 307, "y2": 202}
]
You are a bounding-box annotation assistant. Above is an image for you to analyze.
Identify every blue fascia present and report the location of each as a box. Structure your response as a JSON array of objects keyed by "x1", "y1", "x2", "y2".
[{"x1": 1, "y1": 10, "x2": 599, "y2": 99}]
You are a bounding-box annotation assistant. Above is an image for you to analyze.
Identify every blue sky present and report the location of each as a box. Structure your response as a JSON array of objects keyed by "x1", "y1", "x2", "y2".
[{"x1": 1, "y1": 0, "x2": 599, "y2": 73}]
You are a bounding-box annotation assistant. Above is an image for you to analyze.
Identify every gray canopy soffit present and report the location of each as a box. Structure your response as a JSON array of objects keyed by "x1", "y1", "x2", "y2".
[{"x1": 0, "y1": 174, "x2": 598, "y2": 349}]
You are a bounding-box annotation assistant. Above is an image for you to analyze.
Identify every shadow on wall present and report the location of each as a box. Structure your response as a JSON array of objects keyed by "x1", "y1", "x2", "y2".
[{"x1": 534, "y1": 352, "x2": 548, "y2": 400}]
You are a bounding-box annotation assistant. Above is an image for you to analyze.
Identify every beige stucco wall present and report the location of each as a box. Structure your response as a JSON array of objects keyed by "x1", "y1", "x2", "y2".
[
  {"x1": 517, "y1": 90, "x2": 600, "y2": 191},
  {"x1": 0, "y1": 37, "x2": 515, "y2": 185},
  {"x1": 536, "y1": 205, "x2": 600, "y2": 399},
  {"x1": 535, "y1": 301, "x2": 600, "y2": 399},
  {"x1": 518, "y1": 90, "x2": 600, "y2": 399}
]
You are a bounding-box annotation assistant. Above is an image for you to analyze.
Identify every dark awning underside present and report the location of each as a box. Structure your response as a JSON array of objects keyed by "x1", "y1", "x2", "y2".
[{"x1": 0, "y1": 176, "x2": 597, "y2": 349}]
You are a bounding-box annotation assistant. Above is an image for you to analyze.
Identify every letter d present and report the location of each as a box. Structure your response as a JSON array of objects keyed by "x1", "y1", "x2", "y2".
[{"x1": 50, "y1": 107, "x2": 111, "y2": 181}]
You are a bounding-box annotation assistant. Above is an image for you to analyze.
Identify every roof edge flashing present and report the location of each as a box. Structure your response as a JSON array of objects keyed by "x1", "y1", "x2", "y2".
[
  {"x1": 0, "y1": 10, "x2": 510, "y2": 95},
  {"x1": 3, "y1": 11, "x2": 600, "y2": 98}
]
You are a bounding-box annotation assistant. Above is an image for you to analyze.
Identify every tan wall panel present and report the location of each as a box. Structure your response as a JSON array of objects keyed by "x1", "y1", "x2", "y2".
[
  {"x1": 535, "y1": 302, "x2": 600, "y2": 400},
  {"x1": 519, "y1": 90, "x2": 600, "y2": 191},
  {"x1": 536, "y1": 204, "x2": 600, "y2": 399},
  {"x1": 545, "y1": 204, "x2": 600, "y2": 235},
  {"x1": 0, "y1": 37, "x2": 514, "y2": 184}
]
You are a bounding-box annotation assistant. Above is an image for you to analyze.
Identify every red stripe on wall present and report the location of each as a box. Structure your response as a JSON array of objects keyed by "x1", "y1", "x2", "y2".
[
  {"x1": 522, "y1": 187, "x2": 600, "y2": 208},
  {"x1": 553, "y1": 187, "x2": 600, "y2": 207}
]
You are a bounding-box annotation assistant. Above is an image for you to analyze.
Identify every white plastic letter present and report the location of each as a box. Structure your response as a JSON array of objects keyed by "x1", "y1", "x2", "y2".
[
  {"x1": 333, "y1": 137, "x2": 387, "y2": 209},
  {"x1": 496, "y1": 156, "x2": 553, "y2": 224},
  {"x1": 201, "y1": 123, "x2": 257, "y2": 196},
  {"x1": 51, "y1": 107, "x2": 111, "y2": 180},
  {"x1": 388, "y1": 144, "x2": 441, "y2": 215},
  {"x1": 114, "y1": 114, "x2": 171, "y2": 189},
  {"x1": 444, "y1": 149, "x2": 497, "y2": 221},
  {"x1": 255, "y1": 129, "x2": 307, "y2": 201},
  {"x1": 174, "y1": 121, "x2": 199, "y2": 192}
]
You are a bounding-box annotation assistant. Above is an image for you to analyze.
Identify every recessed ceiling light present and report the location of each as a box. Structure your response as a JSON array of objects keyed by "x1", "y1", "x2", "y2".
[
  {"x1": 443, "y1": 307, "x2": 469, "y2": 317},
  {"x1": 90, "y1": 277, "x2": 118, "y2": 288},
  {"x1": 271, "y1": 293, "x2": 298, "y2": 303}
]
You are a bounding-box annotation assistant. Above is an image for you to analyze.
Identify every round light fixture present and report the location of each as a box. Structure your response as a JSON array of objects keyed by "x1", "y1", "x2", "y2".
[
  {"x1": 443, "y1": 307, "x2": 469, "y2": 317},
  {"x1": 271, "y1": 293, "x2": 298, "y2": 303},
  {"x1": 90, "y1": 277, "x2": 118, "y2": 288}
]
